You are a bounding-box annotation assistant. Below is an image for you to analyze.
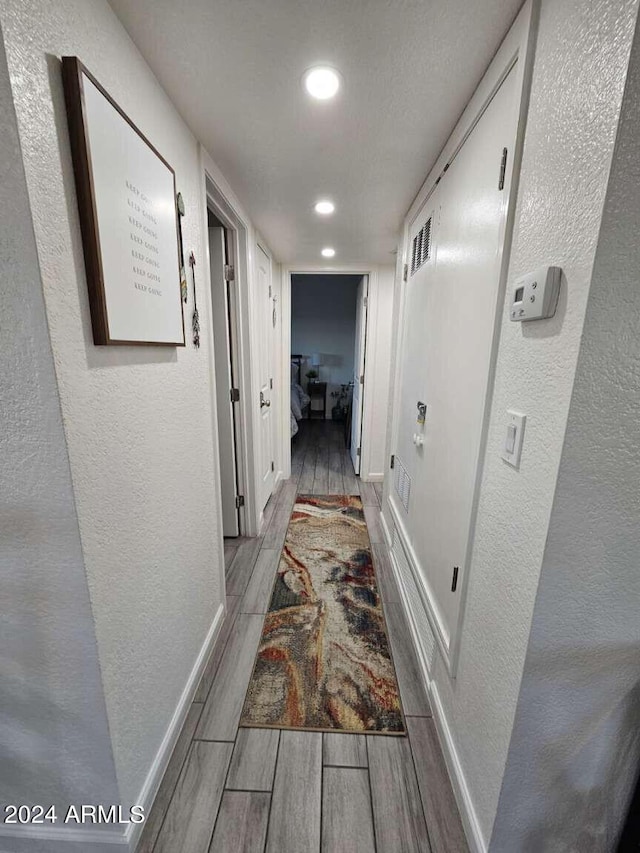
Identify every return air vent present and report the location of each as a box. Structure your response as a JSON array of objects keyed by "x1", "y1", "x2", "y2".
[
  {"x1": 410, "y1": 216, "x2": 432, "y2": 275},
  {"x1": 393, "y1": 457, "x2": 411, "y2": 512}
]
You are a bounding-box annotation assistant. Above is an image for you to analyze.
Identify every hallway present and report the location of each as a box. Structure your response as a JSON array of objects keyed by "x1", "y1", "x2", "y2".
[
  {"x1": 4, "y1": 2, "x2": 640, "y2": 851},
  {"x1": 137, "y1": 422, "x2": 467, "y2": 852}
]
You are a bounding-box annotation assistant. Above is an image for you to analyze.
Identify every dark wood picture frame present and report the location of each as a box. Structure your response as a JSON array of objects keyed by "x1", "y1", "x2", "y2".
[{"x1": 62, "y1": 56, "x2": 185, "y2": 346}]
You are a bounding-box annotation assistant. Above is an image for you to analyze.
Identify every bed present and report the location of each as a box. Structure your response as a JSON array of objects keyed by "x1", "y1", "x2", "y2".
[{"x1": 290, "y1": 355, "x2": 310, "y2": 437}]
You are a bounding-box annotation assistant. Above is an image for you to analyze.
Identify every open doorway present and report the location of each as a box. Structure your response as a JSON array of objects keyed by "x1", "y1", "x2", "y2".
[
  {"x1": 207, "y1": 207, "x2": 242, "y2": 536},
  {"x1": 289, "y1": 273, "x2": 368, "y2": 478}
]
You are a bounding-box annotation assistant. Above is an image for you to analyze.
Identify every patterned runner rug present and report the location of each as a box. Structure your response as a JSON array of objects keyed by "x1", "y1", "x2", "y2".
[{"x1": 240, "y1": 495, "x2": 405, "y2": 734}]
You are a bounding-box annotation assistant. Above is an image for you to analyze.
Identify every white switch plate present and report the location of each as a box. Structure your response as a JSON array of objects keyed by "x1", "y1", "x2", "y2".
[{"x1": 501, "y1": 410, "x2": 526, "y2": 467}]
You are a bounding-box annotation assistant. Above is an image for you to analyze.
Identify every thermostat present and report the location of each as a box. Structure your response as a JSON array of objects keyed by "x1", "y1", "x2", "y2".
[{"x1": 510, "y1": 266, "x2": 561, "y2": 321}]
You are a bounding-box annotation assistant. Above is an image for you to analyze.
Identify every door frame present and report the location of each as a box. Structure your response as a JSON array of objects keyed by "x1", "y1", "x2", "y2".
[
  {"x1": 280, "y1": 265, "x2": 381, "y2": 482},
  {"x1": 208, "y1": 223, "x2": 241, "y2": 536},
  {"x1": 255, "y1": 239, "x2": 277, "y2": 510},
  {"x1": 200, "y1": 147, "x2": 260, "y2": 537},
  {"x1": 385, "y1": 0, "x2": 537, "y2": 676},
  {"x1": 350, "y1": 274, "x2": 369, "y2": 475}
]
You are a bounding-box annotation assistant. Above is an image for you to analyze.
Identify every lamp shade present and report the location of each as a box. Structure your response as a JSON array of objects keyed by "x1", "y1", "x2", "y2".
[{"x1": 311, "y1": 353, "x2": 321, "y2": 367}]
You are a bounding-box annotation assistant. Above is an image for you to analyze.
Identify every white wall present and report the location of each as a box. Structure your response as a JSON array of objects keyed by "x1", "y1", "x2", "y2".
[
  {"x1": 490, "y1": 14, "x2": 640, "y2": 846},
  {"x1": 0, "y1": 28, "x2": 123, "y2": 850},
  {"x1": 0, "y1": 0, "x2": 269, "y2": 824},
  {"x1": 383, "y1": 0, "x2": 639, "y2": 847},
  {"x1": 291, "y1": 274, "x2": 359, "y2": 411}
]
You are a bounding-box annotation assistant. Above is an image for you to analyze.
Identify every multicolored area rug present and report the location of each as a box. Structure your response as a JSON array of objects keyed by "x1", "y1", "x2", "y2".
[{"x1": 240, "y1": 495, "x2": 405, "y2": 734}]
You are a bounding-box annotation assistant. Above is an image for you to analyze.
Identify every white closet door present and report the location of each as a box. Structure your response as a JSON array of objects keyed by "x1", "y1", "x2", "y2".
[
  {"x1": 209, "y1": 226, "x2": 239, "y2": 536},
  {"x1": 394, "y1": 64, "x2": 518, "y2": 649},
  {"x1": 256, "y1": 244, "x2": 275, "y2": 510},
  {"x1": 350, "y1": 275, "x2": 368, "y2": 475}
]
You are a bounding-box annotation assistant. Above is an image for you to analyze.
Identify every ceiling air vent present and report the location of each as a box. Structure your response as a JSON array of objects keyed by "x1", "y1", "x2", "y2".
[{"x1": 410, "y1": 215, "x2": 432, "y2": 275}]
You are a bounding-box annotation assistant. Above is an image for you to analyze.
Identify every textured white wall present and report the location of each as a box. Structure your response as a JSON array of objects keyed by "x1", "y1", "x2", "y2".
[
  {"x1": 0, "y1": 23, "x2": 121, "y2": 843},
  {"x1": 1, "y1": 0, "x2": 225, "y2": 810},
  {"x1": 490, "y1": 14, "x2": 640, "y2": 847},
  {"x1": 429, "y1": 0, "x2": 639, "y2": 845}
]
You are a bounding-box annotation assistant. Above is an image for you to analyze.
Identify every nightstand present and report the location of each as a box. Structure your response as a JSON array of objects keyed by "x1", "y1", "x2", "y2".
[{"x1": 307, "y1": 381, "x2": 327, "y2": 420}]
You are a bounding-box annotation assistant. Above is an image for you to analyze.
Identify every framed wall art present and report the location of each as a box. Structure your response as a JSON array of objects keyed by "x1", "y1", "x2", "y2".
[{"x1": 62, "y1": 56, "x2": 185, "y2": 346}]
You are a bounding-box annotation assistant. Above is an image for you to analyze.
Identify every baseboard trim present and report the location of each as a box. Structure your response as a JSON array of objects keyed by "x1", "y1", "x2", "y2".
[
  {"x1": 126, "y1": 602, "x2": 224, "y2": 850},
  {"x1": 428, "y1": 682, "x2": 487, "y2": 853},
  {"x1": 360, "y1": 472, "x2": 384, "y2": 483},
  {"x1": 380, "y1": 507, "x2": 393, "y2": 546}
]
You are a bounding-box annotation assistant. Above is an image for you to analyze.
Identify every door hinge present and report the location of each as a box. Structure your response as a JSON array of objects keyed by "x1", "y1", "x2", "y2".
[
  {"x1": 359, "y1": 373, "x2": 364, "y2": 384},
  {"x1": 390, "y1": 454, "x2": 395, "y2": 469},
  {"x1": 356, "y1": 447, "x2": 361, "y2": 457},
  {"x1": 363, "y1": 296, "x2": 368, "y2": 308},
  {"x1": 271, "y1": 461, "x2": 275, "y2": 472},
  {"x1": 224, "y1": 263, "x2": 235, "y2": 281},
  {"x1": 403, "y1": 264, "x2": 408, "y2": 282},
  {"x1": 269, "y1": 378, "x2": 273, "y2": 390},
  {"x1": 498, "y1": 147, "x2": 508, "y2": 191},
  {"x1": 235, "y1": 495, "x2": 245, "y2": 508},
  {"x1": 230, "y1": 388, "x2": 240, "y2": 403},
  {"x1": 451, "y1": 566, "x2": 459, "y2": 592},
  {"x1": 269, "y1": 285, "x2": 272, "y2": 297}
]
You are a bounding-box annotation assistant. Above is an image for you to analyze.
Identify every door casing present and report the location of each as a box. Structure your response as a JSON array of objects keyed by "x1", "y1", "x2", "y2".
[
  {"x1": 350, "y1": 275, "x2": 369, "y2": 474},
  {"x1": 256, "y1": 243, "x2": 276, "y2": 510},
  {"x1": 208, "y1": 224, "x2": 241, "y2": 536},
  {"x1": 280, "y1": 265, "x2": 383, "y2": 484},
  {"x1": 201, "y1": 160, "x2": 258, "y2": 539}
]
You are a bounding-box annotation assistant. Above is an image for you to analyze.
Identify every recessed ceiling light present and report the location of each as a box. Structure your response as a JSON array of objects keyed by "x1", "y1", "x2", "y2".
[
  {"x1": 321, "y1": 247, "x2": 336, "y2": 258},
  {"x1": 314, "y1": 200, "x2": 335, "y2": 215},
  {"x1": 303, "y1": 66, "x2": 341, "y2": 100}
]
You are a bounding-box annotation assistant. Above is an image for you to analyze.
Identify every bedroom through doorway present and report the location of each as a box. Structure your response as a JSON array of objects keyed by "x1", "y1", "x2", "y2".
[{"x1": 290, "y1": 273, "x2": 368, "y2": 481}]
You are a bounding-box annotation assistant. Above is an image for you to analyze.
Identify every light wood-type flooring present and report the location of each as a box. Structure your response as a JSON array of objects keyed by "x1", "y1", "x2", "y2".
[{"x1": 137, "y1": 421, "x2": 468, "y2": 853}]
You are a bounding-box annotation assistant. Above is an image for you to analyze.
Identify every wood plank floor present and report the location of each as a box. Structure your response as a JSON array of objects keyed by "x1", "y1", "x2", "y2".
[{"x1": 139, "y1": 420, "x2": 468, "y2": 853}]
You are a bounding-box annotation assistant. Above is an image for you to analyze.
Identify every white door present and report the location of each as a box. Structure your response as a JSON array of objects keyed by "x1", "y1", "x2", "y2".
[
  {"x1": 256, "y1": 244, "x2": 275, "y2": 510},
  {"x1": 394, "y1": 65, "x2": 518, "y2": 650},
  {"x1": 350, "y1": 275, "x2": 369, "y2": 474},
  {"x1": 209, "y1": 226, "x2": 239, "y2": 536}
]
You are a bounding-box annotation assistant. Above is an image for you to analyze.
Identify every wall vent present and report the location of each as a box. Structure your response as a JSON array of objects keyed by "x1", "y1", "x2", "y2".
[
  {"x1": 411, "y1": 216, "x2": 432, "y2": 275},
  {"x1": 393, "y1": 457, "x2": 411, "y2": 512}
]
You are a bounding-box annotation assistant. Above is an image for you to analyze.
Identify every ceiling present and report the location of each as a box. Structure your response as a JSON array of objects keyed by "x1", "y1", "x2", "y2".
[{"x1": 108, "y1": 0, "x2": 521, "y2": 265}]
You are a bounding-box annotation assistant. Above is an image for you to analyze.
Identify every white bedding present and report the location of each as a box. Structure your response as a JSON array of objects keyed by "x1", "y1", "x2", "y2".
[{"x1": 291, "y1": 381, "x2": 310, "y2": 437}]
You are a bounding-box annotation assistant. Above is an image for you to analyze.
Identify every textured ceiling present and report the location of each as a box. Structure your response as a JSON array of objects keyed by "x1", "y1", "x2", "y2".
[{"x1": 108, "y1": 0, "x2": 521, "y2": 264}]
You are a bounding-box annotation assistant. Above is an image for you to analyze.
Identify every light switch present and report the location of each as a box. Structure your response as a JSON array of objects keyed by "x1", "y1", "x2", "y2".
[{"x1": 501, "y1": 411, "x2": 526, "y2": 467}]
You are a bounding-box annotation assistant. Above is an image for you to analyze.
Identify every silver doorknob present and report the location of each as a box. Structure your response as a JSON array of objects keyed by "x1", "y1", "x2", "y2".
[{"x1": 260, "y1": 392, "x2": 271, "y2": 408}]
